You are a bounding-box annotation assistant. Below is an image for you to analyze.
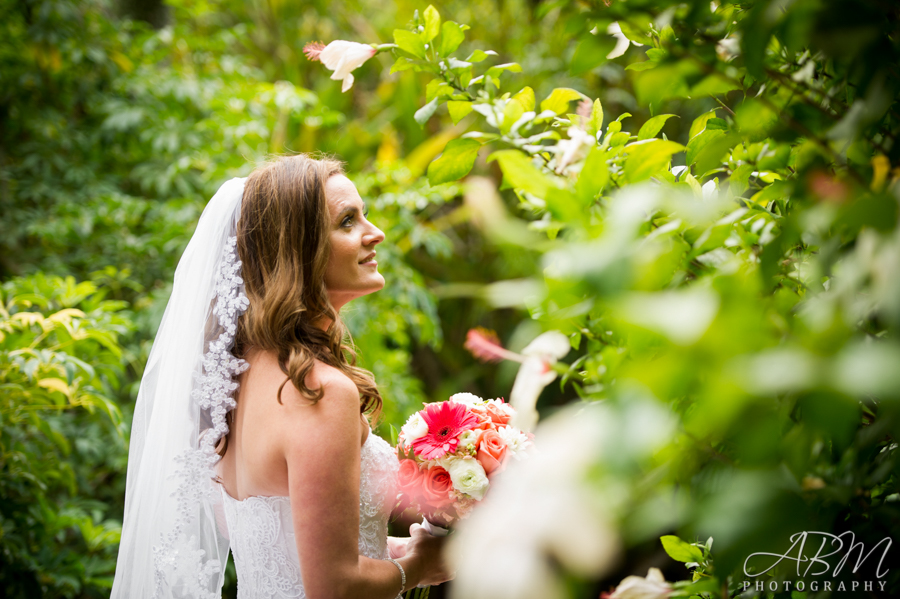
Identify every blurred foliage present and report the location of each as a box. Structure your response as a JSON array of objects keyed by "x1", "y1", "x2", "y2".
[
  {"x1": 3, "y1": 0, "x2": 900, "y2": 596},
  {"x1": 363, "y1": 1, "x2": 900, "y2": 597},
  {"x1": 0, "y1": 274, "x2": 132, "y2": 597}
]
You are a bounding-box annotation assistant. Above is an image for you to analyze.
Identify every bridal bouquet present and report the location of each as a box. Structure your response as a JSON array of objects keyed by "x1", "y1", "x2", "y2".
[{"x1": 395, "y1": 393, "x2": 533, "y2": 525}]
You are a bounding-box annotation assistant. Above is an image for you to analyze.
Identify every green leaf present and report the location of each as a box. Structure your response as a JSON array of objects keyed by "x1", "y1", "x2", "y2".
[
  {"x1": 501, "y1": 99, "x2": 526, "y2": 134},
  {"x1": 689, "y1": 110, "x2": 717, "y2": 140},
  {"x1": 661, "y1": 535, "x2": 705, "y2": 563},
  {"x1": 694, "y1": 133, "x2": 739, "y2": 177},
  {"x1": 426, "y1": 79, "x2": 454, "y2": 102},
  {"x1": 587, "y1": 99, "x2": 604, "y2": 137},
  {"x1": 638, "y1": 114, "x2": 678, "y2": 141},
  {"x1": 729, "y1": 163, "x2": 755, "y2": 197},
  {"x1": 485, "y1": 62, "x2": 522, "y2": 80},
  {"x1": 427, "y1": 138, "x2": 481, "y2": 185},
  {"x1": 690, "y1": 74, "x2": 742, "y2": 96},
  {"x1": 609, "y1": 131, "x2": 631, "y2": 146},
  {"x1": 466, "y1": 49, "x2": 497, "y2": 63},
  {"x1": 686, "y1": 129, "x2": 725, "y2": 166},
  {"x1": 706, "y1": 118, "x2": 728, "y2": 131},
  {"x1": 393, "y1": 29, "x2": 426, "y2": 59},
  {"x1": 487, "y1": 149, "x2": 556, "y2": 198},
  {"x1": 625, "y1": 61, "x2": 657, "y2": 72},
  {"x1": 389, "y1": 424, "x2": 399, "y2": 447},
  {"x1": 512, "y1": 86, "x2": 535, "y2": 112},
  {"x1": 624, "y1": 139, "x2": 684, "y2": 183},
  {"x1": 389, "y1": 57, "x2": 416, "y2": 74},
  {"x1": 676, "y1": 577, "x2": 720, "y2": 595},
  {"x1": 439, "y1": 21, "x2": 467, "y2": 56},
  {"x1": 545, "y1": 187, "x2": 581, "y2": 221},
  {"x1": 735, "y1": 100, "x2": 778, "y2": 142},
  {"x1": 540, "y1": 88, "x2": 584, "y2": 115},
  {"x1": 576, "y1": 146, "x2": 609, "y2": 203},
  {"x1": 423, "y1": 5, "x2": 441, "y2": 42},
  {"x1": 633, "y1": 61, "x2": 700, "y2": 112},
  {"x1": 447, "y1": 100, "x2": 474, "y2": 124},
  {"x1": 618, "y1": 20, "x2": 649, "y2": 45},
  {"x1": 570, "y1": 33, "x2": 616, "y2": 76},
  {"x1": 414, "y1": 98, "x2": 439, "y2": 127}
]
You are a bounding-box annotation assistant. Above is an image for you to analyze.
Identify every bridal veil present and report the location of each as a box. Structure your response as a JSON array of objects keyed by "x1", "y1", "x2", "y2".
[{"x1": 112, "y1": 178, "x2": 249, "y2": 598}]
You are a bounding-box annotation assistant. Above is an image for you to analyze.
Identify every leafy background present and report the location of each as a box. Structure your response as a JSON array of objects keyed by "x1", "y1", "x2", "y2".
[{"x1": 1, "y1": 0, "x2": 898, "y2": 597}]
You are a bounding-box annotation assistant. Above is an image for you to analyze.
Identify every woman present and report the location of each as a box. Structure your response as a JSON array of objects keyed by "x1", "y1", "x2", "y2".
[{"x1": 112, "y1": 155, "x2": 450, "y2": 598}]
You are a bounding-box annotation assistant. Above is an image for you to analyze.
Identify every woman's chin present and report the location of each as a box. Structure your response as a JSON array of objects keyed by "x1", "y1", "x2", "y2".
[{"x1": 368, "y1": 272, "x2": 386, "y2": 292}]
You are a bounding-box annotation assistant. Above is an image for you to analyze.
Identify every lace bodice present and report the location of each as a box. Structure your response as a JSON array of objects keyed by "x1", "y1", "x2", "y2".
[{"x1": 221, "y1": 431, "x2": 399, "y2": 599}]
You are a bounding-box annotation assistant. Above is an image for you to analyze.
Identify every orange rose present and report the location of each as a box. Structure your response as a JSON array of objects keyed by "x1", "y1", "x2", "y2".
[
  {"x1": 421, "y1": 466, "x2": 454, "y2": 510},
  {"x1": 469, "y1": 406, "x2": 496, "y2": 430},
  {"x1": 476, "y1": 429, "x2": 508, "y2": 476},
  {"x1": 484, "y1": 401, "x2": 512, "y2": 425}
]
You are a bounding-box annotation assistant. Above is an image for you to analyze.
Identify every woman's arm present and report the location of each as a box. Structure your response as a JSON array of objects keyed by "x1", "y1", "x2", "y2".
[{"x1": 281, "y1": 369, "x2": 448, "y2": 599}]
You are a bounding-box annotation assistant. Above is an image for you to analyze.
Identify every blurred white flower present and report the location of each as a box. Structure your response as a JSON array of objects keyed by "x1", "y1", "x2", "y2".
[
  {"x1": 303, "y1": 40, "x2": 376, "y2": 92},
  {"x1": 522, "y1": 330, "x2": 571, "y2": 360},
  {"x1": 607, "y1": 22, "x2": 644, "y2": 59},
  {"x1": 449, "y1": 404, "x2": 620, "y2": 599},
  {"x1": 464, "y1": 328, "x2": 570, "y2": 431},
  {"x1": 716, "y1": 35, "x2": 740, "y2": 62},
  {"x1": 510, "y1": 331, "x2": 571, "y2": 431},
  {"x1": 450, "y1": 392, "x2": 484, "y2": 406},
  {"x1": 608, "y1": 567, "x2": 673, "y2": 599},
  {"x1": 553, "y1": 126, "x2": 595, "y2": 174}
]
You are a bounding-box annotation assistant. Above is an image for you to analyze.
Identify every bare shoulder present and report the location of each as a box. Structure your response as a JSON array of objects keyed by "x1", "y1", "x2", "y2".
[
  {"x1": 278, "y1": 360, "x2": 363, "y2": 459},
  {"x1": 276, "y1": 359, "x2": 359, "y2": 415}
]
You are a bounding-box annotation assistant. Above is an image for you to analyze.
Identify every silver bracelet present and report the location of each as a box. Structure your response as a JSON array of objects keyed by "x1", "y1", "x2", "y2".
[{"x1": 385, "y1": 557, "x2": 406, "y2": 595}]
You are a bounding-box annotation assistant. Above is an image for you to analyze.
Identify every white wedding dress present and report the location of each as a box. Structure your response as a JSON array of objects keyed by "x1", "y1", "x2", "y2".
[{"x1": 221, "y1": 431, "x2": 399, "y2": 598}]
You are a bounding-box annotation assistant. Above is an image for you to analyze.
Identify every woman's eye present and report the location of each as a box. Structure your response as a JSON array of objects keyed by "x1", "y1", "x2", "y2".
[{"x1": 341, "y1": 216, "x2": 353, "y2": 227}]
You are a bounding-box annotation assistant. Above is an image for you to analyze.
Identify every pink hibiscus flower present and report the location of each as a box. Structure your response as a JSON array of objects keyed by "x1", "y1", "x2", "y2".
[{"x1": 412, "y1": 402, "x2": 479, "y2": 460}]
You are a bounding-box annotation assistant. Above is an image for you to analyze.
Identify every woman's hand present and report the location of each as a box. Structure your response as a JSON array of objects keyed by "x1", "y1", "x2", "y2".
[
  {"x1": 400, "y1": 523, "x2": 454, "y2": 587},
  {"x1": 387, "y1": 536, "x2": 409, "y2": 559}
]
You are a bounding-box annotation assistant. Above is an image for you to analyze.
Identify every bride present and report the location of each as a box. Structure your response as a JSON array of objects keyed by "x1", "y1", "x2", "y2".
[{"x1": 112, "y1": 154, "x2": 451, "y2": 598}]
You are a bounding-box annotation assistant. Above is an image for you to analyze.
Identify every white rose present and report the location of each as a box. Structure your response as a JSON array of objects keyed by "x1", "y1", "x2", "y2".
[
  {"x1": 401, "y1": 412, "x2": 428, "y2": 443},
  {"x1": 450, "y1": 392, "x2": 484, "y2": 406},
  {"x1": 444, "y1": 457, "x2": 490, "y2": 501}
]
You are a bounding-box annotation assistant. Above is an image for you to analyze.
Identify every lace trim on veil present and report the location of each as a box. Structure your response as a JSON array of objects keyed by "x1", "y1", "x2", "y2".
[{"x1": 152, "y1": 236, "x2": 250, "y2": 597}]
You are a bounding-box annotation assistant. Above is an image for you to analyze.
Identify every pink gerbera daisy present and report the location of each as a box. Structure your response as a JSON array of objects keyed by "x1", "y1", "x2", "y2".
[{"x1": 412, "y1": 402, "x2": 480, "y2": 461}]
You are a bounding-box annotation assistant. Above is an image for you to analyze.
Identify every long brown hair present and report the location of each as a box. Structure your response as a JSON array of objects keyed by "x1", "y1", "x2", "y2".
[{"x1": 233, "y1": 154, "x2": 382, "y2": 423}]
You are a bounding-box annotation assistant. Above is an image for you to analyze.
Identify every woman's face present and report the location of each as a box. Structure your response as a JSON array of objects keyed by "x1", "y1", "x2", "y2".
[{"x1": 324, "y1": 174, "x2": 385, "y2": 310}]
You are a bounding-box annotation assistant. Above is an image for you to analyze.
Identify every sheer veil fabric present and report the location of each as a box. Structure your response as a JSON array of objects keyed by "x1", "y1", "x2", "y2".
[{"x1": 112, "y1": 178, "x2": 249, "y2": 598}]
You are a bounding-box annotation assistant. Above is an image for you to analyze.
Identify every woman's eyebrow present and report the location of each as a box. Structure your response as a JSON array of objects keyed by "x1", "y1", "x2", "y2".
[
  {"x1": 336, "y1": 202, "x2": 367, "y2": 216},
  {"x1": 337, "y1": 204, "x2": 360, "y2": 216}
]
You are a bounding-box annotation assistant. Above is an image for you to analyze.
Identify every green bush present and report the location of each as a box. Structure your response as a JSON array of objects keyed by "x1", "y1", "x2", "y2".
[{"x1": 0, "y1": 274, "x2": 133, "y2": 597}]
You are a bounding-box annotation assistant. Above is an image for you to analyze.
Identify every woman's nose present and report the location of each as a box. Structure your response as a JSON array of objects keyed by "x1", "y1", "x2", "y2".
[{"x1": 364, "y1": 222, "x2": 385, "y2": 246}]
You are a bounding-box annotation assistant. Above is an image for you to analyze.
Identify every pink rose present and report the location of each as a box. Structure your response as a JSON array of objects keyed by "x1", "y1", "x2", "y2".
[
  {"x1": 421, "y1": 466, "x2": 454, "y2": 510},
  {"x1": 476, "y1": 429, "x2": 508, "y2": 476},
  {"x1": 396, "y1": 459, "x2": 423, "y2": 510}
]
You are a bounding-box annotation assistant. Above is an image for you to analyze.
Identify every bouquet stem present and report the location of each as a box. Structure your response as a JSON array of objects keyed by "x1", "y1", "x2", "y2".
[{"x1": 403, "y1": 587, "x2": 430, "y2": 599}]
